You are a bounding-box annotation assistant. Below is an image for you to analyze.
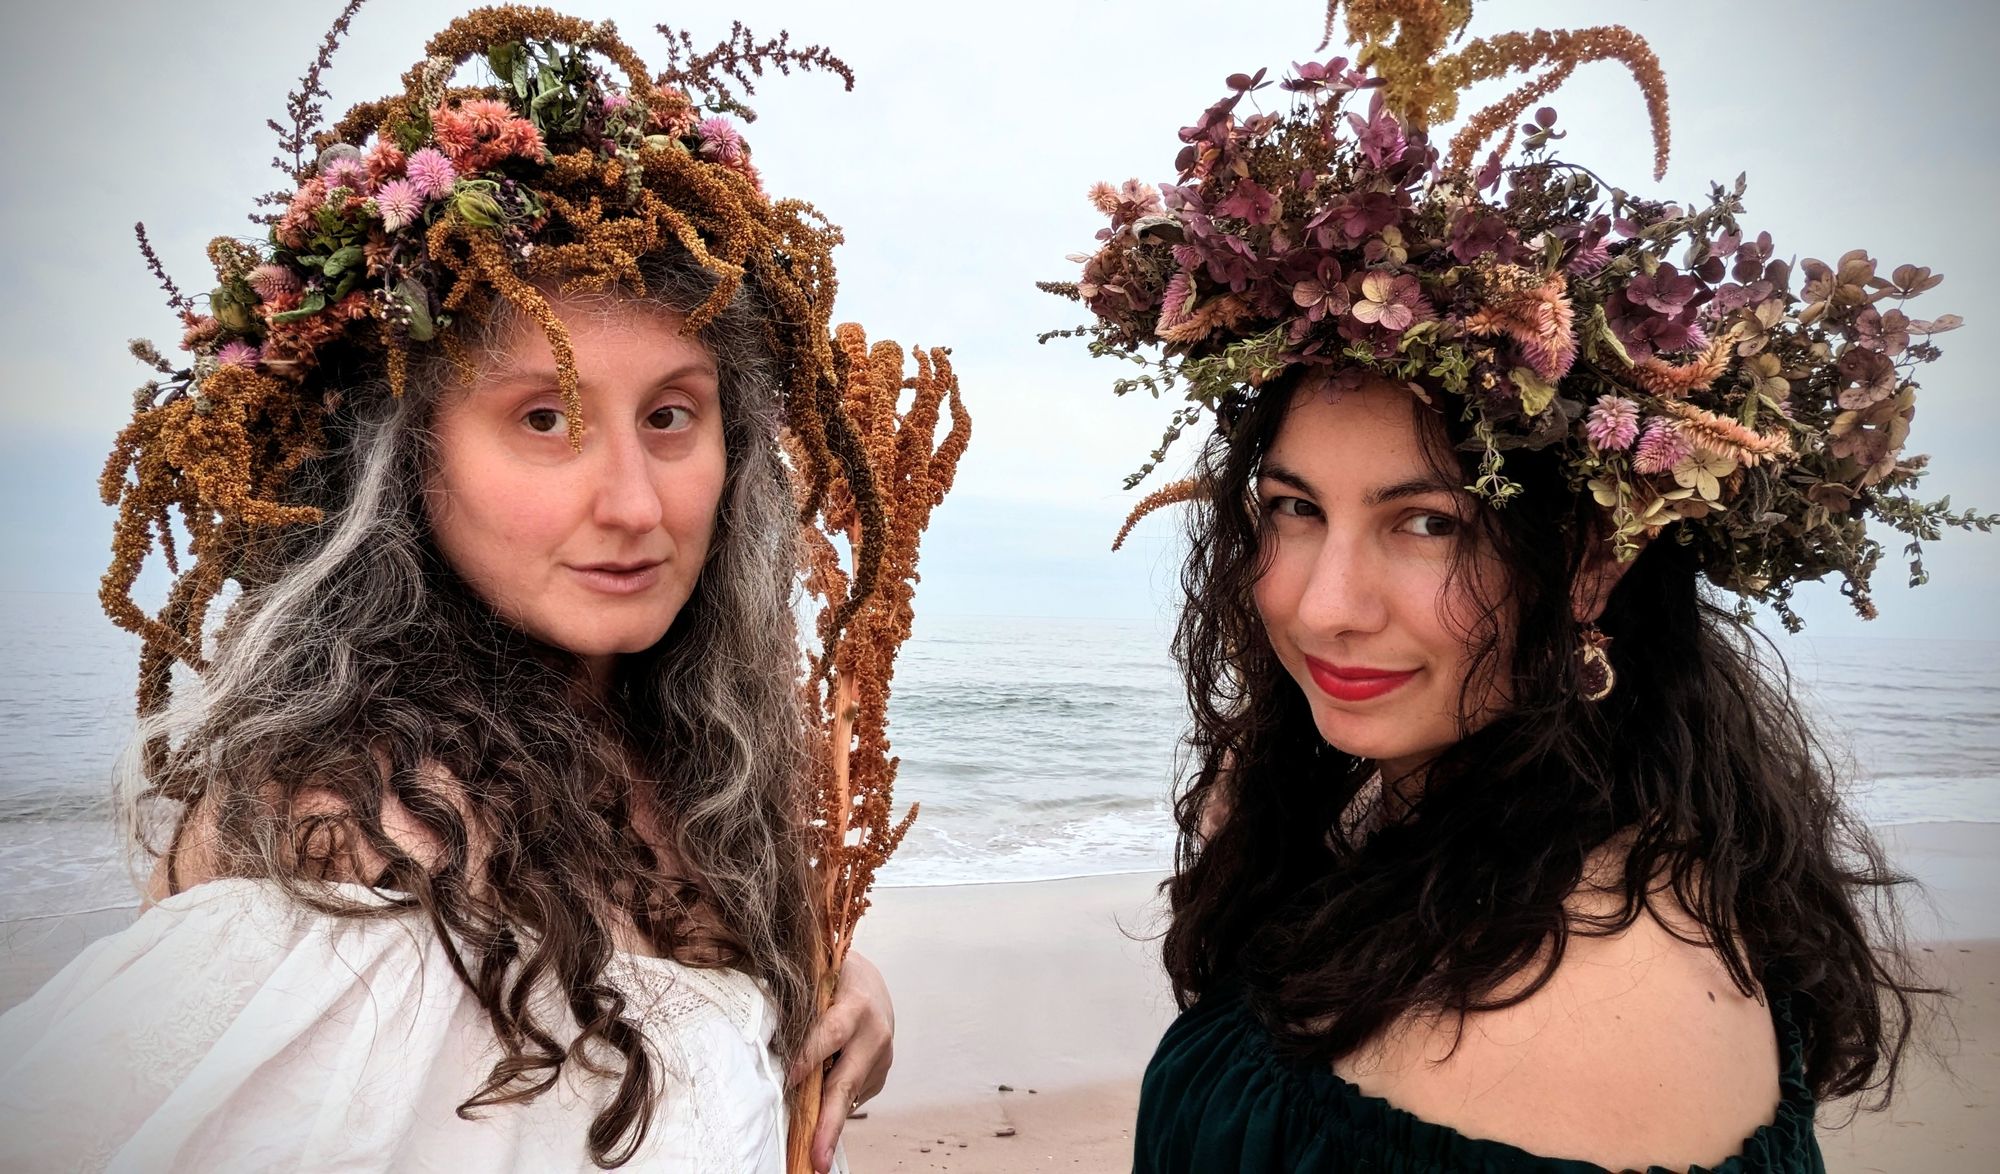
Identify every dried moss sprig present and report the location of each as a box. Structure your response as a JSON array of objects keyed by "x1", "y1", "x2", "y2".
[{"x1": 789, "y1": 325, "x2": 970, "y2": 1171}]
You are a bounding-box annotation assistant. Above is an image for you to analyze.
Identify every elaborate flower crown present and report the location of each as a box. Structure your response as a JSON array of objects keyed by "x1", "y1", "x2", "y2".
[
  {"x1": 106, "y1": 3, "x2": 905, "y2": 712},
  {"x1": 1043, "y1": 1, "x2": 1994, "y2": 629}
]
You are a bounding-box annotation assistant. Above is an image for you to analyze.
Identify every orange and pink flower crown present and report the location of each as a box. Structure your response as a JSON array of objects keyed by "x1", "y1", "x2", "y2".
[
  {"x1": 106, "y1": 3, "x2": 891, "y2": 713},
  {"x1": 1043, "y1": 2, "x2": 1994, "y2": 629}
]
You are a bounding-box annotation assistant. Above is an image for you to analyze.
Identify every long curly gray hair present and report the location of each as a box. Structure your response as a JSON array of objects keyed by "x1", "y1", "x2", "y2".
[{"x1": 113, "y1": 248, "x2": 816, "y2": 1166}]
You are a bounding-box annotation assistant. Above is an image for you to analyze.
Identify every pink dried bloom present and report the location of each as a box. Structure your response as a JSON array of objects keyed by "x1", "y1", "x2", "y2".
[
  {"x1": 602, "y1": 92, "x2": 632, "y2": 111},
  {"x1": 275, "y1": 178, "x2": 328, "y2": 249},
  {"x1": 214, "y1": 341, "x2": 260, "y2": 368},
  {"x1": 1585, "y1": 395, "x2": 1641, "y2": 451},
  {"x1": 1632, "y1": 418, "x2": 1693, "y2": 474},
  {"x1": 649, "y1": 85, "x2": 697, "y2": 136},
  {"x1": 322, "y1": 156, "x2": 371, "y2": 195},
  {"x1": 374, "y1": 178, "x2": 423, "y2": 232},
  {"x1": 430, "y1": 100, "x2": 545, "y2": 171},
  {"x1": 1090, "y1": 179, "x2": 1165, "y2": 228},
  {"x1": 366, "y1": 140, "x2": 406, "y2": 186},
  {"x1": 493, "y1": 118, "x2": 545, "y2": 162},
  {"x1": 247, "y1": 264, "x2": 301, "y2": 302},
  {"x1": 697, "y1": 117, "x2": 746, "y2": 164},
  {"x1": 1565, "y1": 239, "x2": 1611, "y2": 276},
  {"x1": 405, "y1": 149, "x2": 457, "y2": 200},
  {"x1": 1156, "y1": 269, "x2": 1198, "y2": 335}
]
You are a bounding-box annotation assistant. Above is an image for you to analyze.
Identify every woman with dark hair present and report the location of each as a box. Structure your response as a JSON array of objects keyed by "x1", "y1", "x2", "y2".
[
  {"x1": 0, "y1": 7, "x2": 946, "y2": 1171},
  {"x1": 1049, "y1": 4, "x2": 1990, "y2": 1170}
]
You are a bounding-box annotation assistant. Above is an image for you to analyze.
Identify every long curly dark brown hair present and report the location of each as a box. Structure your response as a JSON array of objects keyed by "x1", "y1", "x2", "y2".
[{"x1": 1161, "y1": 369, "x2": 1931, "y2": 1107}]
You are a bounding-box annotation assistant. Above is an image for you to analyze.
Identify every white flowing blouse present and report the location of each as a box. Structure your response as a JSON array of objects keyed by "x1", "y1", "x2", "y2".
[{"x1": 0, "y1": 878, "x2": 811, "y2": 1173}]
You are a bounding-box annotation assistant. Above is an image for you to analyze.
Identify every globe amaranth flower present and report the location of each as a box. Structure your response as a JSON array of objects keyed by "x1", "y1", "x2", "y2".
[
  {"x1": 1632, "y1": 417, "x2": 1693, "y2": 475},
  {"x1": 322, "y1": 156, "x2": 373, "y2": 196},
  {"x1": 214, "y1": 341, "x2": 261, "y2": 368},
  {"x1": 1560, "y1": 214, "x2": 1613, "y2": 277},
  {"x1": 405, "y1": 148, "x2": 458, "y2": 201},
  {"x1": 1585, "y1": 395, "x2": 1641, "y2": 451},
  {"x1": 374, "y1": 178, "x2": 423, "y2": 232}
]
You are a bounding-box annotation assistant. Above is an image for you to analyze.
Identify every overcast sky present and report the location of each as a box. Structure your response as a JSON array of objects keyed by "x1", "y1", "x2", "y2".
[{"x1": 3, "y1": 0, "x2": 1996, "y2": 648}]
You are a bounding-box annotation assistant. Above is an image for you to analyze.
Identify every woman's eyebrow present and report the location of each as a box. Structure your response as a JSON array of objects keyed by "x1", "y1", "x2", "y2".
[
  {"x1": 1258, "y1": 463, "x2": 1317, "y2": 496},
  {"x1": 1363, "y1": 475, "x2": 1463, "y2": 507},
  {"x1": 478, "y1": 359, "x2": 720, "y2": 390}
]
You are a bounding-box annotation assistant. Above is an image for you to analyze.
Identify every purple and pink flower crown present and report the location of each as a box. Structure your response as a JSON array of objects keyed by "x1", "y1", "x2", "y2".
[{"x1": 1043, "y1": 19, "x2": 1993, "y2": 629}]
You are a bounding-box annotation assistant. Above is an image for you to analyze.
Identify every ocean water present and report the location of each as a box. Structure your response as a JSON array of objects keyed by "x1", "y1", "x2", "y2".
[{"x1": 2, "y1": 591, "x2": 1996, "y2": 920}]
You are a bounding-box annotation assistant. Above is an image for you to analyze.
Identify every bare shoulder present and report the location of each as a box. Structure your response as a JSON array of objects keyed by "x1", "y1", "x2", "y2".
[
  {"x1": 143, "y1": 762, "x2": 485, "y2": 906},
  {"x1": 1335, "y1": 844, "x2": 1779, "y2": 1170}
]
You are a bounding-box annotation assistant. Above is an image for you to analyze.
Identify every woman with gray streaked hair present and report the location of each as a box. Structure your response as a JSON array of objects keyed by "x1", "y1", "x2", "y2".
[{"x1": 0, "y1": 9, "x2": 903, "y2": 1171}]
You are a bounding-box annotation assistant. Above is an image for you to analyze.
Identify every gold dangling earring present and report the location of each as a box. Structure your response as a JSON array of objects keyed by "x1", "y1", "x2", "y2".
[{"x1": 1577, "y1": 624, "x2": 1615, "y2": 702}]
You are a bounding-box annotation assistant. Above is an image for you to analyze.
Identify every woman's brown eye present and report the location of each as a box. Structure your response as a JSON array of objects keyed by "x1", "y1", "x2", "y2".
[
  {"x1": 1398, "y1": 512, "x2": 1459, "y2": 538},
  {"x1": 649, "y1": 405, "x2": 692, "y2": 431},
  {"x1": 524, "y1": 409, "x2": 564, "y2": 433}
]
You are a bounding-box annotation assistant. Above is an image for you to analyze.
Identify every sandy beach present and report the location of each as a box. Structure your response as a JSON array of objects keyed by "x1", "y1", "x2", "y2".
[{"x1": 3, "y1": 823, "x2": 1995, "y2": 1171}]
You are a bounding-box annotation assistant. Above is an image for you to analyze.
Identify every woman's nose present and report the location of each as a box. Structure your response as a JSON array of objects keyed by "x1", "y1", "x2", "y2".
[
  {"x1": 1294, "y1": 530, "x2": 1391, "y2": 638},
  {"x1": 588, "y1": 428, "x2": 666, "y2": 533}
]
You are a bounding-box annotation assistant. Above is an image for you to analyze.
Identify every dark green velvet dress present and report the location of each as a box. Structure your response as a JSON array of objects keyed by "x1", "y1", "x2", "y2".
[{"x1": 1133, "y1": 985, "x2": 1823, "y2": 1173}]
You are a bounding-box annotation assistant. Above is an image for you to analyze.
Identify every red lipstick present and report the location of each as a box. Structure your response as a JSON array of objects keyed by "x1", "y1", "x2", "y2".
[{"x1": 1304, "y1": 655, "x2": 1418, "y2": 702}]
